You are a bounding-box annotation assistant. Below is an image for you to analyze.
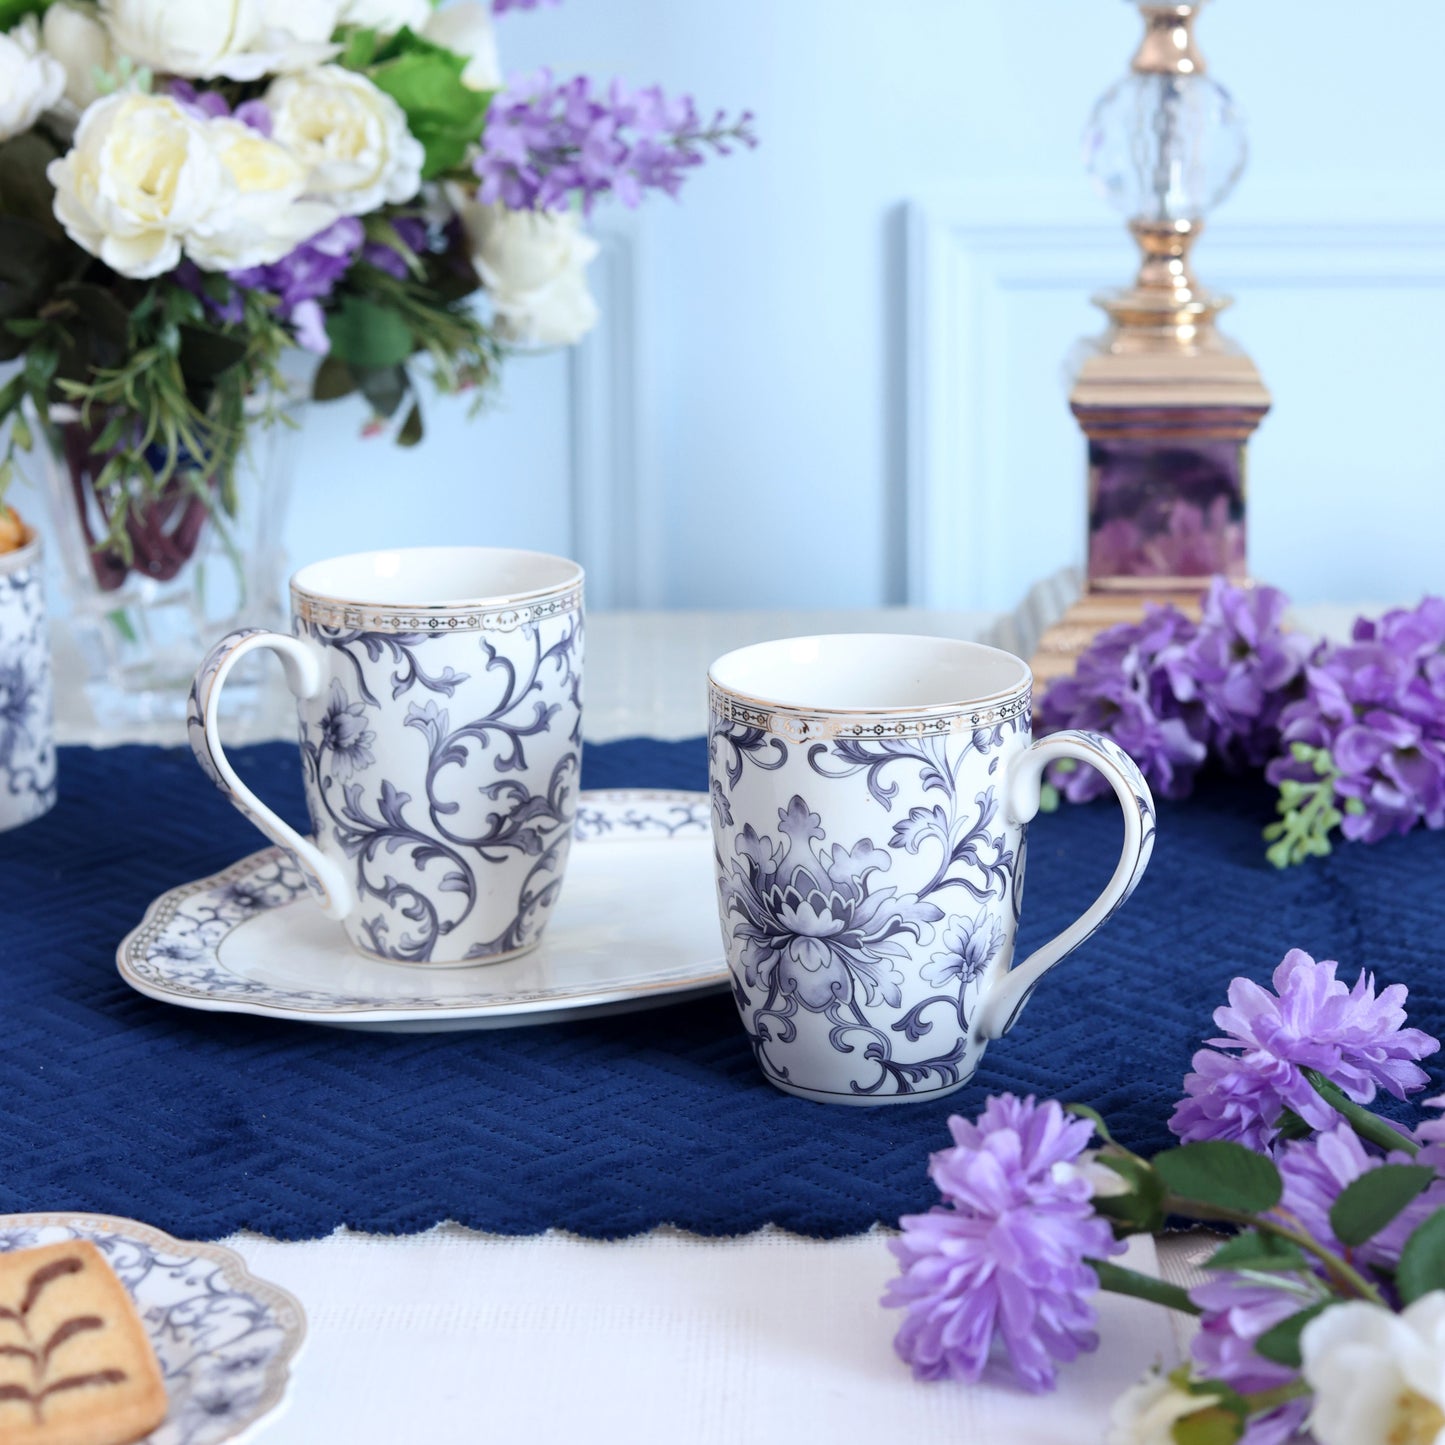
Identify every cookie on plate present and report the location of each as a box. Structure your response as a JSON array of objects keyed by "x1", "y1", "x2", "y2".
[{"x1": 0, "y1": 1240, "x2": 167, "y2": 1445}]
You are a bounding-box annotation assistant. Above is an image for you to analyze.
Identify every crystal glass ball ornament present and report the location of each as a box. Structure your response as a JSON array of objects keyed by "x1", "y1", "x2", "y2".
[{"x1": 1084, "y1": 69, "x2": 1247, "y2": 223}]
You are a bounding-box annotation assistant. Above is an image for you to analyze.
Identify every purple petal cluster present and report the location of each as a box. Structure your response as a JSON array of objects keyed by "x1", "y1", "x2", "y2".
[
  {"x1": 1266, "y1": 598, "x2": 1445, "y2": 844},
  {"x1": 882, "y1": 1095, "x2": 1123, "y2": 1392},
  {"x1": 1037, "y1": 604, "x2": 1207, "y2": 802},
  {"x1": 231, "y1": 219, "x2": 366, "y2": 352},
  {"x1": 167, "y1": 80, "x2": 272, "y2": 135},
  {"x1": 1039, "y1": 580, "x2": 1304, "y2": 802},
  {"x1": 1275, "y1": 1123, "x2": 1445, "y2": 1273},
  {"x1": 475, "y1": 69, "x2": 756, "y2": 212},
  {"x1": 361, "y1": 216, "x2": 432, "y2": 281},
  {"x1": 492, "y1": 0, "x2": 558, "y2": 10},
  {"x1": 1189, "y1": 1272, "x2": 1319, "y2": 1445},
  {"x1": 1169, "y1": 949, "x2": 1437, "y2": 1150}
]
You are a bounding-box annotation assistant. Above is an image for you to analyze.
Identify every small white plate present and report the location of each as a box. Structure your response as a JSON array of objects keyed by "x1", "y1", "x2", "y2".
[
  {"x1": 118, "y1": 790, "x2": 729, "y2": 1032},
  {"x1": 0, "y1": 1213, "x2": 305, "y2": 1445}
]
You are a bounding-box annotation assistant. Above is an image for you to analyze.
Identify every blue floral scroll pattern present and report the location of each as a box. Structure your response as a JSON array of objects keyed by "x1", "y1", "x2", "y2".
[
  {"x1": 300, "y1": 612, "x2": 583, "y2": 963},
  {"x1": 711, "y1": 714, "x2": 1030, "y2": 1098},
  {"x1": 0, "y1": 556, "x2": 56, "y2": 829},
  {"x1": 0, "y1": 1216, "x2": 303, "y2": 1445}
]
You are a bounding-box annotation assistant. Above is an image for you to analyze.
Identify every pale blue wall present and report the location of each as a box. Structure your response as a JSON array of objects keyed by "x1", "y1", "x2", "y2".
[{"x1": 283, "y1": 1, "x2": 1445, "y2": 612}]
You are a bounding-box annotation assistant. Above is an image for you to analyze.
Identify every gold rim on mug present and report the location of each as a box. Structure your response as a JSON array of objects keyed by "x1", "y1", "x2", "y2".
[
  {"x1": 290, "y1": 546, "x2": 584, "y2": 637},
  {"x1": 707, "y1": 634, "x2": 1035, "y2": 744}
]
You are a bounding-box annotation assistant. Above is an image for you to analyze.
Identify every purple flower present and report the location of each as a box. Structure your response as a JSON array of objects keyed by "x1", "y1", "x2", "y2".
[
  {"x1": 1038, "y1": 604, "x2": 1207, "y2": 802},
  {"x1": 882, "y1": 1096, "x2": 1123, "y2": 1391},
  {"x1": 317, "y1": 680, "x2": 376, "y2": 780},
  {"x1": 1189, "y1": 1272, "x2": 1321, "y2": 1445},
  {"x1": 719, "y1": 795, "x2": 942, "y2": 1011},
  {"x1": 1267, "y1": 598, "x2": 1445, "y2": 846},
  {"x1": 361, "y1": 216, "x2": 431, "y2": 281},
  {"x1": 1166, "y1": 579, "x2": 1311, "y2": 769},
  {"x1": 474, "y1": 69, "x2": 755, "y2": 213},
  {"x1": 1169, "y1": 949, "x2": 1438, "y2": 1150},
  {"x1": 230, "y1": 218, "x2": 365, "y2": 350},
  {"x1": 493, "y1": 0, "x2": 558, "y2": 9},
  {"x1": 1276, "y1": 1123, "x2": 1445, "y2": 1274},
  {"x1": 168, "y1": 81, "x2": 272, "y2": 135}
]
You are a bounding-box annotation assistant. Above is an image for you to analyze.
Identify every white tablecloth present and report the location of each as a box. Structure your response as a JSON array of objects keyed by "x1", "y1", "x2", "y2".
[{"x1": 59, "y1": 578, "x2": 1338, "y2": 1443}]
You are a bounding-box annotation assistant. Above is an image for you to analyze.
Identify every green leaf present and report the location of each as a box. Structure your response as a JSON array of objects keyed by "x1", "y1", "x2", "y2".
[
  {"x1": 1089, "y1": 1258, "x2": 1201, "y2": 1315},
  {"x1": 325, "y1": 296, "x2": 415, "y2": 369},
  {"x1": 0, "y1": 0, "x2": 49, "y2": 29},
  {"x1": 1173, "y1": 1408, "x2": 1245, "y2": 1445},
  {"x1": 1330, "y1": 1164, "x2": 1435, "y2": 1247},
  {"x1": 1153, "y1": 1142, "x2": 1283, "y2": 1216},
  {"x1": 368, "y1": 39, "x2": 490, "y2": 181},
  {"x1": 1091, "y1": 1154, "x2": 1167, "y2": 1234},
  {"x1": 1397, "y1": 1206, "x2": 1445, "y2": 1304},
  {"x1": 1064, "y1": 1103, "x2": 1116, "y2": 1145},
  {"x1": 1253, "y1": 1301, "x2": 1333, "y2": 1368},
  {"x1": 0, "y1": 131, "x2": 63, "y2": 232},
  {"x1": 178, "y1": 325, "x2": 248, "y2": 388},
  {"x1": 1203, "y1": 1231, "x2": 1309, "y2": 1274},
  {"x1": 312, "y1": 354, "x2": 358, "y2": 403},
  {"x1": 355, "y1": 363, "x2": 409, "y2": 419},
  {"x1": 396, "y1": 401, "x2": 423, "y2": 447},
  {"x1": 336, "y1": 24, "x2": 382, "y2": 69}
]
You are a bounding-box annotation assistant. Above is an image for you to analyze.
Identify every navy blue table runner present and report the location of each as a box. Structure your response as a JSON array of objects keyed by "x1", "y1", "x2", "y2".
[{"x1": 0, "y1": 740, "x2": 1442, "y2": 1240}]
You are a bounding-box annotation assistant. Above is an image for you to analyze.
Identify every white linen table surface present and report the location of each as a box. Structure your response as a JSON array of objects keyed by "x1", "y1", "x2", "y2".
[{"x1": 49, "y1": 576, "x2": 1367, "y2": 1443}]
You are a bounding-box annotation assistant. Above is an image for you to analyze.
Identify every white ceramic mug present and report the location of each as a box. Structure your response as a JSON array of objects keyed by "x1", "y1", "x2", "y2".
[
  {"x1": 708, "y1": 634, "x2": 1154, "y2": 1105},
  {"x1": 0, "y1": 528, "x2": 56, "y2": 832},
  {"x1": 189, "y1": 546, "x2": 584, "y2": 966}
]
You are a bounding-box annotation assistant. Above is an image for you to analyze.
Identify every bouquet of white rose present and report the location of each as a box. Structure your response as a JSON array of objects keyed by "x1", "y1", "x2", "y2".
[{"x1": 0, "y1": 0, "x2": 752, "y2": 577}]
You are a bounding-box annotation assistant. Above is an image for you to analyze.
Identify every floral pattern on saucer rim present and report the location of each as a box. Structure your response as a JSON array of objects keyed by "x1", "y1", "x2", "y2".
[
  {"x1": 0, "y1": 1213, "x2": 304, "y2": 1445},
  {"x1": 118, "y1": 790, "x2": 724, "y2": 1030}
]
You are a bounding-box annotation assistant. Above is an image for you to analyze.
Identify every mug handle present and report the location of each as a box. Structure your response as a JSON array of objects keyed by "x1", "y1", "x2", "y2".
[
  {"x1": 973, "y1": 729, "x2": 1155, "y2": 1041},
  {"x1": 187, "y1": 627, "x2": 355, "y2": 920}
]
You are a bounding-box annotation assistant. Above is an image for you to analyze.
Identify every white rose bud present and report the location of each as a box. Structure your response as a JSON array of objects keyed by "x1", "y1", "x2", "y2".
[
  {"x1": 47, "y1": 92, "x2": 227, "y2": 279},
  {"x1": 266, "y1": 65, "x2": 424, "y2": 216},
  {"x1": 1106, "y1": 1372, "x2": 1219, "y2": 1445},
  {"x1": 0, "y1": 17, "x2": 66, "y2": 142},
  {"x1": 423, "y1": 2, "x2": 501, "y2": 91},
  {"x1": 40, "y1": 3, "x2": 113, "y2": 113},
  {"x1": 1302, "y1": 1295, "x2": 1445, "y2": 1445},
  {"x1": 457, "y1": 198, "x2": 600, "y2": 349},
  {"x1": 337, "y1": 0, "x2": 431, "y2": 33},
  {"x1": 185, "y1": 119, "x2": 337, "y2": 272}
]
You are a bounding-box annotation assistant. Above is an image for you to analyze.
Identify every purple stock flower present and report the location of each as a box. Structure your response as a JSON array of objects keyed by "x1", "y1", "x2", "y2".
[
  {"x1": 1169, "y1": 949, "x2": 1438, "y2": 1151},
  {"x1": 361, "y1": 216, "x2": 431, "y2": 281},
  {"x1": 882, "y1": 1095, "x2": 1123, "y2": 1392},
  {"x1": 492, "y1": 0, "x2": 558, "y2": 9},
  {"x1": 1038, "y1": 605, "x2": 1207, "y2": 802},
  {"x1": 1267, "y1": 597, "x2": 1445, "y2": 845},
  {"x1": 168, "y1": 80, "x2": 272, "y2": 135},
  {"x1": 1189, "y1": 1272, "x2": 1321, "y2": 1445},
  {"x1": 1166, "y1": 579, "x2": 1311, "y2": 769},
  {"x1": 475, "y1": 69, "x2": 756, "y2": 213},
  {"x1": 1275, "y1": 1123, "x2": 1445, "y2": 1273},
  {"x1": 230, "y1": 218, "x2": 365, "y2": 352}
]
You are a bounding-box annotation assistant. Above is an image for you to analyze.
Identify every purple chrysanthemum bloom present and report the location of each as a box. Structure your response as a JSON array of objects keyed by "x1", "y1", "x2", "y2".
[
  {"x1": 1165, "y1": 579, "x2": 1311, "y2": 769},
  {"x1": 1276, "y1": 1123, "x2": 1445, "y2": 1275},
  {"x1": 1169, "y1": 949, "x2": 1438, "y2": 1150},
  {"x1": 475, "y1": 69, "x2": 755, "y2": 213},
  {"x1": 1038, "y1": 604, "x2": 1207, "y2": 802},
  {"x1": 882, "y1": 1095, "x2": 1124, "y2": 1392},
  {"x1": 1189, "y1": 1272, "x2": 1323, "y2": 1445}
]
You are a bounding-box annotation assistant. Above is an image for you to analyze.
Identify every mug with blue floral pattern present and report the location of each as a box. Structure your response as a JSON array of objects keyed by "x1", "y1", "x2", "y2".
[
  {"x1": 0, "y1": 527, "x2": 56, "y2": 833},
  {"x1": 189, "y1": 546, "x2": 584, "y2": 966},
  {"x1": 708, "y1": 634, "x2": 1154, "y2": 1105}
]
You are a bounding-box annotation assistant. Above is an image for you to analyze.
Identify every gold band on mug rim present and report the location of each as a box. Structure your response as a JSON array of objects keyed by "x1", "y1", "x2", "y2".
[
  {"x1": 708, "y1": 682, "x2": 1034, "y2": 744},
  {"x1": 293, "y1": 583, "x2": 583, "y2": 636}
]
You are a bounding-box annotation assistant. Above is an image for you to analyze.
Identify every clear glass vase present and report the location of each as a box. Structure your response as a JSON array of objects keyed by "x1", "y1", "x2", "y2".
[{"x1": 23, "y1": 386, "x2": 304, "y2": 729}]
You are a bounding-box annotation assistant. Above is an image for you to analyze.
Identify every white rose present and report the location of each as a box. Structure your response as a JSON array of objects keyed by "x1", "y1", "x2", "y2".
[
  {"x1": 457, "y1": 198, "x2": 599, "y2": 349},
  {"x1": 266, "y1": 65, "x2": 424, "y2": 216},
  {"x1": 41, "y1": 3, "x2": 113, "y2": 113},
  {"x1": 0, "y1": 17, "x2": 65, "y2": 142},
  {"x1": 337, "y1": 0, "x2": 431, "y2": 33},
  {"x1": 1301, "y1": 1295, "x2": 1445, "y2": 1445},
  {"x1": 103, "y1": 0, "x2": 340, "y2": 79},
  {"x1": 1105, "y1": 1372, "x2": 1219, "y2": 1445},
  {"x1": 185, "y1": 118, "x2": 336, "y2": 271},
  {"x1": 47, "y1": 92, "x2": 227, "y2": 279},
  {"x1": 423, "y1": 2, "x2": 500, "y2": 90}
]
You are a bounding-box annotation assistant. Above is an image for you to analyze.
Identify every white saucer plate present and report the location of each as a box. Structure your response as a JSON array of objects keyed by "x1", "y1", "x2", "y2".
[
  {"x1": 118, "y1": 790, "x2": 729, "y2": 1032},
  {"x1": 0, "y1": 1213, "x2": 305, "y2": 1445}
]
